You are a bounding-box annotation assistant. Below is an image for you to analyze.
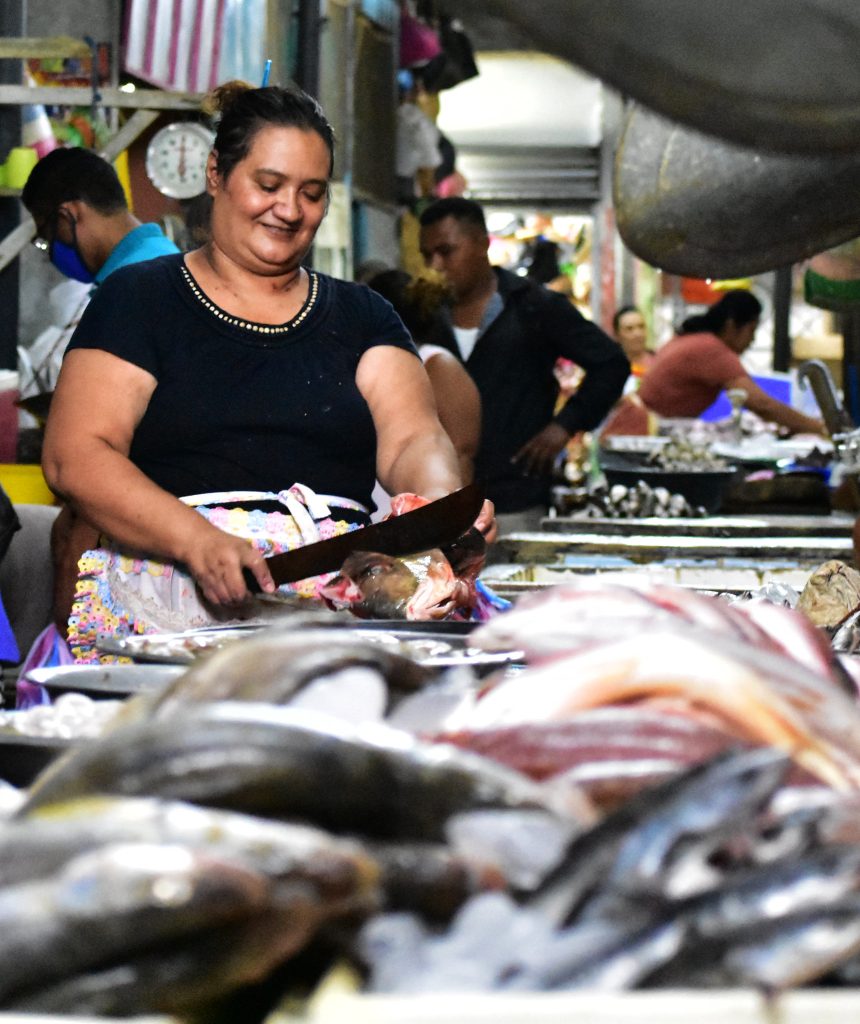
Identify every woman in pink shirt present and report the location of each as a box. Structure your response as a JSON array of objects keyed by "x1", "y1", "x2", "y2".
[{"x1": 603, "y1": 290, "x2": 824, "y2": 436}]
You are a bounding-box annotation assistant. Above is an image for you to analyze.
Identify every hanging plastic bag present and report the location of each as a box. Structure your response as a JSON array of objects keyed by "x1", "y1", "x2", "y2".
[
  {"x1": 420, "y1": 17, "x2": 480, "y2": 92},
  {"x1": 15, "y1": 624, "x2": 74, "y2": 709},
  {"x1": 804, "y1": 236, "x2": 860, "y2": 311},
  {"x1": 400, "y1": 7, "x2": 442, "y2": 68}
]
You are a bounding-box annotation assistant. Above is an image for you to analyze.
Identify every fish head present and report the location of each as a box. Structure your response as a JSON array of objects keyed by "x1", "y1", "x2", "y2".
[{"x1": 319, "y1": 551, "x2": 421, "y2": 619}]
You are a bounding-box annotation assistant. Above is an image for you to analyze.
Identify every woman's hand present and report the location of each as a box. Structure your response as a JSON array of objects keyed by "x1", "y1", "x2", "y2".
[
  {"x1": 182, "y1": 525, "x2": 276, "y2": 605},
  {"x1": 475, "y1": 498, "x2": 497, "y2": 545}
]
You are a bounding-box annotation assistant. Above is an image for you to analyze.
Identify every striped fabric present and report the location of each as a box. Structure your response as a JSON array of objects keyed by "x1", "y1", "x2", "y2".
[{"x1": 122, "y1": 0, "x2": 268, "y2": 94}]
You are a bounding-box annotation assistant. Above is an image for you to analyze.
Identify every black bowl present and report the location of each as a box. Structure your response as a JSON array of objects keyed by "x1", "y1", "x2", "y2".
[{"x1": 599, "y1": 451, "x2": 739, "y2": 513}]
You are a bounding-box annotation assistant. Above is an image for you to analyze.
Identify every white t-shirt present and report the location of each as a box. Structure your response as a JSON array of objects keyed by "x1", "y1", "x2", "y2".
[{"x1": 453, "y1": 326, "x2": 480, "y2": 362}]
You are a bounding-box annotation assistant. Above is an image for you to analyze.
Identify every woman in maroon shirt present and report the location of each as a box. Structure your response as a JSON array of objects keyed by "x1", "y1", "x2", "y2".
[{"x1": 603, "y1": 290, "x2": 824, "y2": 437}]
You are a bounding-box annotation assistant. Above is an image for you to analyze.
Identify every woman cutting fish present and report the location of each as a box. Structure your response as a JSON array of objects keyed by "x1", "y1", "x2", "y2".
[{"x1": 42, "y1": 81, "x2": 494, "y2": 661}]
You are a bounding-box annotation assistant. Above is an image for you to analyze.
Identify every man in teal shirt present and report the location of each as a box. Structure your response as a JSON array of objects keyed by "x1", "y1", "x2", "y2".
[
  {"x1": 12, "y1": 148, "x2": 180, "y2": 661},
  {"x1": 22, "y1": 146, "x2": 179, "y2": 288}
]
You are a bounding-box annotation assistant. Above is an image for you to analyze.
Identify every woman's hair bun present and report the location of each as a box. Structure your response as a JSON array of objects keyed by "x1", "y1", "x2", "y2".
[{"x1": 201, "y1": 80, "x2": 255, "y2": 119}]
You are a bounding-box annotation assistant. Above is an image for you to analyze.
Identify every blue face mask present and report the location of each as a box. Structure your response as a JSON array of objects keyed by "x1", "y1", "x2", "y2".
[{"x1": 50, "y1": 239, "x2": 95, "y2": 284}]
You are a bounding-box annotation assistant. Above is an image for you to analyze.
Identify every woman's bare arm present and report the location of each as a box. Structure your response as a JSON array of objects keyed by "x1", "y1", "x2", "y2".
[
  {"x1": 726, "y1": 372, "x2": 826, "y2": 436},
  {"x1": 357, "y1": 346, "x2": 463, "y2": 499},
  {"x1": 358, "y1": 345, "x2": 495, "y2": 539}
]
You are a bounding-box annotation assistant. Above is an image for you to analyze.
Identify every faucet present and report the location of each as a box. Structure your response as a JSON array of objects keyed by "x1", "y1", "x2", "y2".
[{"x1": 796, "y1": 359, "x2": 854, "y2": 435}]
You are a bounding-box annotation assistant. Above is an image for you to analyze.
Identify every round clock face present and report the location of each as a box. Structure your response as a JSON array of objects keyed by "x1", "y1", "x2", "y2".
[{"x1": 145, "y1": 122, "x2": 215, "y2": 199}]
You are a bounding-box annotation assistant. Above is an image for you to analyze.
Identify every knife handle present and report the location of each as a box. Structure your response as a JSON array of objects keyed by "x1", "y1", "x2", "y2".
[{"x1": 243, "y1": 568, "x2": 263, "y2": 595}]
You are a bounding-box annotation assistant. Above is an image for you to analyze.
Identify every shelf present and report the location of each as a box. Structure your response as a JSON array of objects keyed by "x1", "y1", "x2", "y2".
[
  {"x1": 0, "y1": 85, "x2": 203, "y2": 112},
  {"x1": 0, "y1": 35, "x2": 92, "y2": 60}
]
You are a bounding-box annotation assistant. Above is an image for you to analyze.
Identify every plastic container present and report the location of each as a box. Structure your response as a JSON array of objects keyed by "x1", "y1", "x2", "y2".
[
  {"x1": 0, "y1": 464, "x2": 55, "y2": 505},
  {"x1": 3, "y1": 146, "x2": 37, "y2": 189}
]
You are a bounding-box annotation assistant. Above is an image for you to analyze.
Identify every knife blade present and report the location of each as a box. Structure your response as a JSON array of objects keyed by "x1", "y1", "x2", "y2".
[{"x1": 244, "y1": 482, "x2": 485, "y2": 591}]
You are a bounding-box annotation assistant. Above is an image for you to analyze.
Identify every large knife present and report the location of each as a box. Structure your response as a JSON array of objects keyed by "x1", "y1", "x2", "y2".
[{"x1": 244, "y1": 482, "x2": 485, "y2": 591}]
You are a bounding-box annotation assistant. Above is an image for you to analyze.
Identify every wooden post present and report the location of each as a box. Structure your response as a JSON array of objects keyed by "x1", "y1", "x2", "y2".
[
  {"x1": 296, "y1": 0, "x2": 322, "y2": 98},
  {"x1": 772, "y1": 265, "x2": 793, "y2": 373}
]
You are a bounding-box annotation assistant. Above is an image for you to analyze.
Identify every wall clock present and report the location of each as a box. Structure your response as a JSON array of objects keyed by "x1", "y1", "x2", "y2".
[{"x1": 145, "y1": 122, "x2": 215, "y2": 199}]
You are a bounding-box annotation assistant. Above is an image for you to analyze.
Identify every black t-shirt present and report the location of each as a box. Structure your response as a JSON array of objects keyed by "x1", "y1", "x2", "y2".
[{"x1": 65, "y1": 254, "x2": 416, "y2": 510}]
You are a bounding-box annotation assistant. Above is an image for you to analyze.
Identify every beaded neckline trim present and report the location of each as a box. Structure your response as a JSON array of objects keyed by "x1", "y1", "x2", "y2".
[{"x1": 179, "y1": 263, "x2": 319, "y2": 334}]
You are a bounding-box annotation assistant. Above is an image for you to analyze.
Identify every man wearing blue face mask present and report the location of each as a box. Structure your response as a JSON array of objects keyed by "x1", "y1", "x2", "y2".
[
  {"x1": 22, "y1": 146, "x2": 179, "y2": 288},
  {"x1": 12, "y1": 147, "x2": 179, "y2": 672}
]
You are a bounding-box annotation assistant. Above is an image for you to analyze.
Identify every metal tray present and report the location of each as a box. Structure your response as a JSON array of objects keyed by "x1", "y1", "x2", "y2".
[
  {"x1": 96, "y1": 625, "x2": 265, "y2": 664},
  {"x1": 542, "y1": 513, "x2": 855, "y2": 539},
  {"x1": 24, "y1": 663, "x2": 187, "y2": 699},
  {"x1": 96, "y1": 622, "x2": 521, "y2": 671},
  {"x1": 494, "y1": 530, "x2": 853, "y2": 564}
]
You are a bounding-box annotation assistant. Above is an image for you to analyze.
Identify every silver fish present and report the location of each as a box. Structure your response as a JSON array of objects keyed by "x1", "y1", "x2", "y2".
[
  {"x1": 598, "y1": 746, "x2": 790, "y2": 901},
  {"x1": 527, "y1": 747, "x2": 788, "y2": 926},
  {"x1": 645, "y1": 900, "x2": 860, "y2": 992},
  {"x1": 124, "y1": 628, "x2": 432, "y2": 722},
  {"x1": 682, "y1": 844, "x2": 860, "y2": 942},
  {"x1": 554, "y1": 918, "x2": 687, "y2": 991},
  {"x1": 0, "y1": 841, "x2": 271, "y2": 1003},
  {"x1": 4, "y1": 899, "x2": 324, "y2": 1016},
  {"x1": 0, "y1": 795, "x2": 378, "y2": 901},
  {"x1": 21, "y1": 703, "x2": 589, "y2": 841}
]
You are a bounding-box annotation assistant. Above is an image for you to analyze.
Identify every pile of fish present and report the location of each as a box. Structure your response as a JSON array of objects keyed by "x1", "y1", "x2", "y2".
[
  {"x1": 360, "y1": 747, "x2": 860, "y2": 993},
  {"x1": 446, "y1": 578, "x2": 860, "y2": 796},
  {"x1": 0, "y1": 683, "x2": 588, "y2": 1018},
  {"x1": 7, "y1": 576, "x2": 860, "y2": 1013}
]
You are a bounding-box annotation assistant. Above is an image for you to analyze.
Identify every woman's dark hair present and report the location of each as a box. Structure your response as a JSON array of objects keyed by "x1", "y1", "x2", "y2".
[
  {"x1": 679, "y1": 289, "x2": 762, "y2": 336},
  {"x1": 525, "y1": 239, "x2": 561, "y2": 286},
  {"x1": 367, "y1": 269, "x2": 451, "y2": 344},
  {"x1": 21, "y1": 147, "x2": 127, "y2": 225},
  {"x1": 203, "y1": 81, "x2": 336, "y2": 180},
  {"x1": 612, "y1": 304, "x2": 641, "y2": 333}
]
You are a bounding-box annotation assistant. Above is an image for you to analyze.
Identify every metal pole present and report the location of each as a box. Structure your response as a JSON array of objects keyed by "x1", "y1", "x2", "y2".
[
  {"x1": 0, "y1": 0, "x2": 25, "y2": 373},
  {"x1": 772, "y1": 265, "x2": 792, "y2": 373}
]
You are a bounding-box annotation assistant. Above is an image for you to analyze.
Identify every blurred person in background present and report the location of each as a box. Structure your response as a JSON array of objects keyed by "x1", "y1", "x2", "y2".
[
  {"x1": 613, "y1": 305, "x2": 655, "y2": 381},
  {"x1": 14, "y1": 148, "x2": 179, "y2": 666},
  {"x1": 602, "y1": 290, "x2": 825, "y2": 437},
  {"x1": 367, "y1": 269, "x2": 480, "y2": 485},
  {"x1": 525, "y1": 237, "x2": 574, "y2": 298},
  {"x1": 23, "y1": 147, "x2": 179, "y2": 291},
  {"x1": 418, "y1": 197, "x2": 629, "y2": 531}
]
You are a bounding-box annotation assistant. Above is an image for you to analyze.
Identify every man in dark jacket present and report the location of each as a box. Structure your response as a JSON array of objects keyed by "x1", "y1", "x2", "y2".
[{"x1": 418, "y1": 197, "x2": 629, "y2": 529}]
